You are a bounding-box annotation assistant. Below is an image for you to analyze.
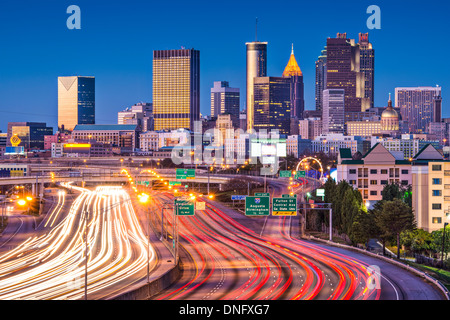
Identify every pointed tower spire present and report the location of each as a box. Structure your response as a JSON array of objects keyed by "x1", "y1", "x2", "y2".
[{"x1": 282, "y1": 44, "x2": 302, "y2": 77}]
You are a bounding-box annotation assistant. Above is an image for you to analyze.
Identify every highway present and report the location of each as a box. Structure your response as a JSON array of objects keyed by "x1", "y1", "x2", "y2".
[
  {"x1": 149, "y1": 175, "x2": 444, "y2": 300},
  {"x1": 0, "y1": 184, "x2": 156, "y2": 300},
  {"x1": 150, "y1": 191, "x2": 379, "y2": 300}
]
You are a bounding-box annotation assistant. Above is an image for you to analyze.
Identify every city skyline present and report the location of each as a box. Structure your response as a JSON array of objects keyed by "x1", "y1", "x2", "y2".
[{"x1": 0, "y1": 0, "x2": 449, "y2": 132}]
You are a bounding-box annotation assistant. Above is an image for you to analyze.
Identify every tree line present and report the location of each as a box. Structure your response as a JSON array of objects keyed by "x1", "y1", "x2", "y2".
[{"x1": 310, "y1": 178, "x2": 449, "y2": 263}]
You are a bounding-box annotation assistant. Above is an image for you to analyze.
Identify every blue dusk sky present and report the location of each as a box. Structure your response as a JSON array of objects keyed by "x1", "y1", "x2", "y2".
[{"x1": 0, "y1": 0, "x2": 449, "y2": 132}]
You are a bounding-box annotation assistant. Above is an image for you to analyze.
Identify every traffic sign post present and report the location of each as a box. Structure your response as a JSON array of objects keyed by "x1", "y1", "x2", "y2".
[
  {"x1": 231, "y1": 195, "x2": 247, "y2": 201},
  {"x1": 295, "y1": 171, "x2": 306, "y2": 179},
  {"x1": 175, "y1": 199, "x2": 195, "y2": 216},
  {"x1": 255, "y1": 192, "x2": 270, "y2": 197},
  {"x1": 272, "y1": 197, "x2": 297, "y2": 216},
  {"x1": 280, "y1": 170, "x2": 292, "y2": 178},
  {"x1": 176, "y1": 169, "x2": 196, "y2": 180},
  {"x1": 245, "y1": 196, "x2": 270, "y2": 216}
]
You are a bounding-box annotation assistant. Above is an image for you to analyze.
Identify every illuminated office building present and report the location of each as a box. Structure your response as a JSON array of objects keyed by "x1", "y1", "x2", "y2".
[
  {"x1": 395, "y1": 86, "x2": 442, "y2": 133},
  {"x1": 322, "y1": 89, "x2": 345, "y2": 134},
  {"x1": 359, "y1": 33, "x2": 375, "y2": 109},
  {"x1": 253, "y1": 77, "x2": 291, "y2": 135},
  {"x1": 58, "y1": 76, "x2": 95, "y2": 132},
  {"x1": 326, "y1": 33, "x2": 370, "y2": 113},
  {"x1": 210, "y1": 81, "x2": 240, "y2": 127},
  {"x1": 7, "y1": 122, "x2": 53, "y2": 150},
  {"x1": 282, "y1": 44, "x2": 304, "y2": 120},
  {"x1": 153, "y1": 49, "x2": 200, "y2": 131},
  {"x1": 246, "y1": 41, "x2": 267, "y2": 131},
  {"x1": 315, "y1": 46, "x2": 327, "y2": 113}
]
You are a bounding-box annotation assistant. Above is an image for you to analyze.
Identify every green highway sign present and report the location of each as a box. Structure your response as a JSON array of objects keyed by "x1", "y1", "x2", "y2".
[
  {"x1": 137, "y1": 181, "x2": 150, "y2": 186},
  {"x1": 295, "y1": 171, "x2": 306, "y2": 179},
  {"x1": 272, "y1": 197, "x2": 297, "y2": 216},
  {"x1": 176, "y1": 168, "x2": 196, "y2": 180},
  {"x1": 175, "y1": 199, "x2": 195, "y2": 216},
  {"x1": 169, "y1": 181, "x2": 182, "y2": 186},
  {"x1": 280, "y1": 170, "x2": 292, "y2": 178},
  {"x1": 255, "y1": 192, "x2": 270, "y2": 197},
  {"x1": 245, "y1": 196, "x2": 270, "y2": 216},
  {"x1": 282, "y1": 194, "x2": 297, "y2": 198}
]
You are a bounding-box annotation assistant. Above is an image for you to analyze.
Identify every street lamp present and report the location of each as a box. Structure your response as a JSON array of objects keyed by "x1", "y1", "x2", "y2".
[
  {"x1": 442, "y1": 222, "x2": 449, "y2": 266},
  {"x1": 138, "y1": 193, "x2": 152, "y2": 284}
]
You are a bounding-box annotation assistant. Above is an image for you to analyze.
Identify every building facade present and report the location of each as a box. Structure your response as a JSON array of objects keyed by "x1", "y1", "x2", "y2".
[
  {"x1": 395, "y1": 86, "x2": 442, "y2": 134},
  {"x1": 58, "y1": 76, "x2": 95, "y2": 131},
  {"x1": 337, "y1": 143, "x2": 412, "y2": 203},
  {"x1": 153, "y1": 49, "x2": 200, "y2": 131},
  {"x1": 315, "y1": 46, "x2": 327, "y2": 113},
  {"x1": 7, "y1": 122, "x2": 53, "y2": 150},
  {"x1": 71, "y1": 124, "x2": 138, "y2": 153},
  {"x1": 326, "y1": 33, "x2": 369, "y2": 113},
  {"x1": 118, "y1": 102, "x2": 153, "y2": 132},
  {"x1": 246, "y1": 41, "x2": 268, "y2": 131},
  {"x1": 253, "y1": 77, "x2": 291, "y2": 135},
  {"x1": 210, "y1": 81, "x2": 240, "y2": 125},
  {"x1": 322, "y1": 89, "x2": 345, "y2": 134}
]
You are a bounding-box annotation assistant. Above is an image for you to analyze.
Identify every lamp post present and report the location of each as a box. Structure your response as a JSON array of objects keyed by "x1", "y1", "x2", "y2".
[{"x1": 442, "y1": 222, "x2": 449, "y2": 267}]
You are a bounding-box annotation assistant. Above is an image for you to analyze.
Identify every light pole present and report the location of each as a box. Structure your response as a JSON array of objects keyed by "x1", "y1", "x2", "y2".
[{"x1": 442, "y1": 222, "x2": 449, "y2": 267}]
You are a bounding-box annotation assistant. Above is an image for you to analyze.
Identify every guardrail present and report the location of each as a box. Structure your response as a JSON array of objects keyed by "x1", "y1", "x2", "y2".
[{"x1": 309, "y1": 236, "x2": 450, "y2": 300}]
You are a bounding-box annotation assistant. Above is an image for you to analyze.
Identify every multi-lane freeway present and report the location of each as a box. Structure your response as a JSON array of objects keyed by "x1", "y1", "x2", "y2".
[
  {"x1": 0, "y1": 184, "x2": 156, "y2": 300},
  {"x1": 0, "y1": 175, "x2": 445, "y2": 300}
]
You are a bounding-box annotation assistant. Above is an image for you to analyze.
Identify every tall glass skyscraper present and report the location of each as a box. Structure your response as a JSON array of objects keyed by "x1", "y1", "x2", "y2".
[
  {"x1": 282, "y1": 45, "x2": 304, "y2": 120},
  {"x1": 58, "y1": 76, "x2": 95, "y2": 132},
  {"x1": 210, "y1": 81, "x2": 240, "y2": 127},
  {"x1": 322, "y1": 89, "x2": 345, "y2": 134},
  {"x1": 359, "y1": 33, "x2": 375, "y2": 109},
  {"x1": 246, "y1": 41, "x2": 267, "y2": 132},
  {"x1": 153, "y1": 49, "x2": 200, "y2": 131},
  {"x1": 325, "y1": 33, "x2": 370, "y2": 113},
  {"x1": 253, "y1": 77, "x2": 291, "y2": 135},
  {"x1": 395, "y1": 86, "x2": 442, "y2": 133},
  {"x1": 315, "y1": 47, "x2": 327, "y2": 113}
]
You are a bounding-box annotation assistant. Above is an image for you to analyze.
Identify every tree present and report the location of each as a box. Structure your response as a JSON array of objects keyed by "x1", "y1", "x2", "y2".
[
  {"x1": 352, "y1": 210, "x2": 379, "y2": 247},
  {"x1": 375, "y1": 199, "x2": 416, "y2": 259}
]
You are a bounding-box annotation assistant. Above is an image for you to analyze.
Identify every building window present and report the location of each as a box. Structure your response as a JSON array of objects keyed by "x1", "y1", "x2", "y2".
[
  {"x1": 432, "y1": 190, "x2": 442, "y2": 196},
  {"x1": 370, "y1": 191, "x2": 377, "y2": 196},
  {"x1": 370, "y1": 169, "x2": 377, "y2": 174},
  {"x1": 432, "y1": 178, "x2": 442, "y2": 185},
  {"x1": 401, "y1": 180, "x2": 409, "y2": 185},
  {"x1": 401, "y1": 169, "x2": 409, "y2": 174},
  {"x1": 432, "y1": 203, "x2": 442, "y2": 210},
  {"x1": 432, "y1": 217, "x2": 442, "y2": 224},
  {"x1": 349, "y1": 180, "x2": 356, "y2": 185},
  {"x1": 370, "y1": 180, "x2": 377, "y2": 185},
  {"x1": 349, "y1": 169, "x2": 356, "y2": 174},
  {"x1": 381, "y1": 180, "x2": 388, "y2": 185},
  {"x1": 381, "y1": 169, "x2": 388, "y2": 174},
  {"x1": 432, "y1": 165, "x2": 442, "y2": 171}
]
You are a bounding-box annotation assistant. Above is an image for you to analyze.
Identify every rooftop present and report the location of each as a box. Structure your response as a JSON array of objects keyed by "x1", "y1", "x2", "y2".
[{"x1": 73, "y1": 124, "x2": 138, "y2": 131}]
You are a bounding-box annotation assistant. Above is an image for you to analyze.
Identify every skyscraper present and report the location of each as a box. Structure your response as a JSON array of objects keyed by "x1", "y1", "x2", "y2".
[
  {"x1": 58, "y1": 76, "x2": 95, "y2": 132},
  {"x1": 325, "y1": 33, "x2": 369, "y2": 113},
  {"x1": 153, "y1": 49, "x2": 200, "y2": 131},
  {"x1": 246, "y1": 41, "x2": 267, "y2": 132},
  {"x1": 322, "y1": 89, "x2": 345, "y2": 134},
  {"x1": 210, "y1": 81, "x2": 240, "y2": 127},
  {"x1": 315, "y1": 46, "x2": 327, "y2": 113},
  {"x1": 253, "y1": 77, "x2": 291, "y2": 135},
  {"x1": 395, "y1": 86, "x2": 442, "y2": 133},
  {"x1": 282, "y1": 44, "x2": 304, "y2": 120},
  {"x1": 7, "y1": 122, "x2": 53, "y2": 150},
  {"x1": 359, "y1": 33, "x2": 375, "y2": 109}
]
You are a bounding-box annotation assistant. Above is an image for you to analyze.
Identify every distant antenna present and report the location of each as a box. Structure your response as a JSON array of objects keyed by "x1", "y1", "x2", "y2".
[{"x1": 255, "y1": 17, "x2": 258, "y2": 41}]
